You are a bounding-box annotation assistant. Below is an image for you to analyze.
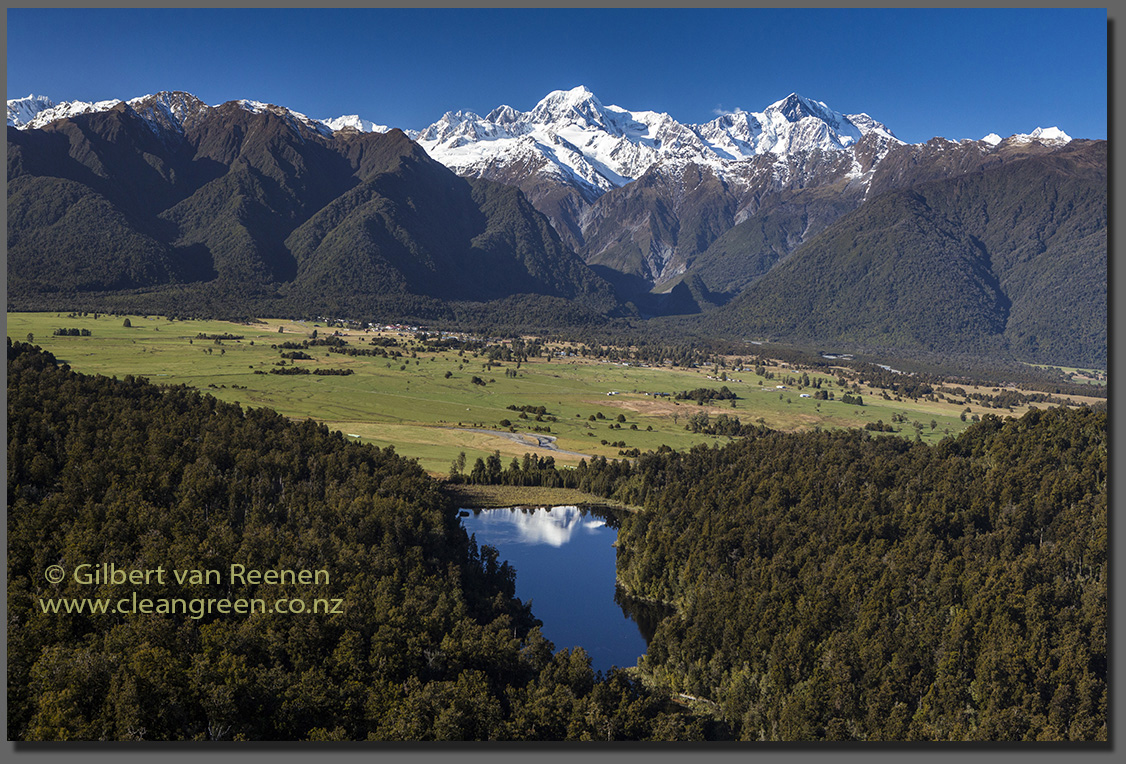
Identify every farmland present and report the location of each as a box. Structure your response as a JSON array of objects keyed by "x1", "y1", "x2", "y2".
[{"x1": 7, "y1": 312, "x2": 1092, "y2": 476}]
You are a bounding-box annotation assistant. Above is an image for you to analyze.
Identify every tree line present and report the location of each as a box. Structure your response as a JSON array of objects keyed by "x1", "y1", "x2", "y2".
[
  {"x1": 8, "y1": 338, "x2": 1105, "y2": 740},
  {"x1": 7, "y1": 340, "x2": 700, "y2": 741},
  {"x1": 449, "y1": 405, "x2": 1107, "y2": 740}
]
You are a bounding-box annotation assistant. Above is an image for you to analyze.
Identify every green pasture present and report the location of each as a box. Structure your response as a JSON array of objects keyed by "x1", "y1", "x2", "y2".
[
  {"x1": 9, "y1": 312, "x2": 984, "y2": 474},
  {"x1": 1024, "y1": 362, "x2": 1108, "y2": 387}
]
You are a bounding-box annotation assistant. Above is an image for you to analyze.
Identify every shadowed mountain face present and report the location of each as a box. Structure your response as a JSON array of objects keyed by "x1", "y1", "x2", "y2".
[
  {"x1": 7, "y1": 103, "x2": 620, "y2": 316},
  {"x1": 410, "y1": 89, "x2": 901, "y2": 293},
  {"x1": 548, "y1": 133, "x2": 1100, "y2": 307},
  {"x1": 7, "y1": 92, "x2": 1105, "y2": 367},
  {"x1": 410, "y1": 89, "x2": 1097, "y2": 324},
  {"x1": 705, "y1": 140, "x2": 1107, "y2": 368}
]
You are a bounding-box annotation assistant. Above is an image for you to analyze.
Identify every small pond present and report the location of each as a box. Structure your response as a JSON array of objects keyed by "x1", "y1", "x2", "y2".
[{"x1": 460, "y1": 505, "x2": 666, "y2": 674}]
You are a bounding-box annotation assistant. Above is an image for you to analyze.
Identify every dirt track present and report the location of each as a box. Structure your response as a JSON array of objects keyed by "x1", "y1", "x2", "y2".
[{"x1": 450, "y1": 427, "x2": 591, "y2": 458}]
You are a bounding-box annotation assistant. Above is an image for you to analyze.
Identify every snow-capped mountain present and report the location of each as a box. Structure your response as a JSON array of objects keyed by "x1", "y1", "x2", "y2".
[
  {"x1": 8, "y1": 87, "x2": 1083, "y2": 295},
  {"x1": 7, "y1": 94, "x2": 58, "y2": 127},
  {"x1": 364, "y1": 88, "x2": 909, "y2": 284},
  {"x1": 125, "y1": 92, "x2": 212, "y2": 134},
  {"x1": 235, "y1": 99, "x2": 334, "y2": 137},
  {"x1": 1013, "y1": 126, "x2": 1072, "y2": 144},
  {"x1": 9, "y1": 87, "x2": 1073, "y2": 181},
  {"x1": 694, "y1": 93, "x2": 898, "y2": 159},
  {"x1": 7, "y1": 91, "x2": 333, "y2": 138},
  {"x1": 319, "y1": 114, "x2": 390, "y2": 133},
  {"x1": 310, "y1": 86, "x2": 1077, "y2": 290},
  {"x1": 7, "y1": 94, "x2": 126, "y2": 128},
  {"x1": 405, "y1": 87, "x2": 698, "y2": 199},
  {"x1": 396, "y1": 87, "x2": 902, "y2": 200},
  {"x1": 980, "y1": 126, "x2": 1070, "y2": 148},
  {"x1": 6, "y1": 84, "x2": 1102, "y2": 365}
]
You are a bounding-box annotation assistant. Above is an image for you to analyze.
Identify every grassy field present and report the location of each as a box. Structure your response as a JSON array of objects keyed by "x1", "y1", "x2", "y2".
[
  {"x1": 443, "y1": 484, "x2": 641, "y2": 511},
  {"x1": 1025, "y1": 362, "x2": 1108, "y2": 387},
  {"x1": 8, "y1": 312, "x2": 1096, "y2": 476}
]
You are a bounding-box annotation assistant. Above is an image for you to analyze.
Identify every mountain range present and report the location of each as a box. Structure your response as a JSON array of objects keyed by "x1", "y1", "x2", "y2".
[
  {"x1": 7, "y1": 88, "x2": 1105, "y2": 366},
  {"x1": 7, "y1": 91, "x2": 619, "y2": 323}
]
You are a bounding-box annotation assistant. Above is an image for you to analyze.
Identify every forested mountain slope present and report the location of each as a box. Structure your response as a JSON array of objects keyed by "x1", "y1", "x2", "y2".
[
  {"x1": 7, "y1": 91, "x2": 1105, "y2": 366},
  {"x1": 6, "y1": 100, "x2": 620, "y2": 319},
  {"x1": 708, "y1": 140, "x2": 1106, "y2": 367}
]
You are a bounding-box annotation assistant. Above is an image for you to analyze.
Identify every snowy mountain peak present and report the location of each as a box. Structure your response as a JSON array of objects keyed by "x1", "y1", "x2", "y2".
[
  {"x1": 7, "y1": 90, "x2": 334, "y2": 138},
  {"x1": 843, "y1": 112, "x2": 897, "y2": 141},
  {"x1": 125, "y1": 91, "x2": 209, "y2": 134},
  {"x1": 7, "y1": 94, "x2": 56, "y2": 127},
  {"x1": 10, "y1": 96, "x2": 123, "y2": 130},
  {"x1": 1029, "y1": 126, "x2": 1072, "y2": 143},
  {"x1": 319, "y1": 114, "x2": 389, "y2": 134},
  {"x1": 409, "y1": 87, "x2": 909, "y2": 202},
  {"x1": 440, "y1": 109, "x2": 483, "y2": 125},
  {"x1": 691, "y1": 111, "x2": 764, "y2": 160},
  {"x1": 233, "y1": 99, "x2": 333, "y2": 136},
  {"x1": 693, "y1": 93, "x2": 898, "y2": 158},
  {"x1": 485, "y1": 104, "x2": 524, "y2": 125},
  {"x1": 1004, "y1": 126, "x2": 1073, "y2": 145},
  {"x1": 538, "y1": 85, "x2": 599, "y2": 109},
  {"x1": 766, "y1": 93, "x2": 831, "y2": 123},
  {"x1": 529, "y1": 86, "x2": 610, "y2": 128}
]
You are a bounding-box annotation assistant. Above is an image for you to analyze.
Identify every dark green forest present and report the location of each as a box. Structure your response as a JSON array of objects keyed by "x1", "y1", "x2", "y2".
[
  {"x1": 610, "y1": 411, "x2": 1107, "y2": 740},
  {"x1": 6, "y1": 341, "x2": 696, "y2": 741},
  {"x1": 7, "y1": 341, "x2": 1108, "y2": 741},
  {"x1": 453, "y1": 408, "x2": 1108, "y2": 741}
]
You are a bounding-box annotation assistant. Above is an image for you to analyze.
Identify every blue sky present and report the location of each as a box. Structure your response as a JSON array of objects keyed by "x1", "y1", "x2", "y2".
[{"x1": 6, "y1": 7, "x2": 1108, "y2": 143}]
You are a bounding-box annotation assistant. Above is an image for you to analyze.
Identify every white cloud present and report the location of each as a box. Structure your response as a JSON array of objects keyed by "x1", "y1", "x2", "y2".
[{"x1": 711, "y1": 105, "x2": 746, "y2": 117}]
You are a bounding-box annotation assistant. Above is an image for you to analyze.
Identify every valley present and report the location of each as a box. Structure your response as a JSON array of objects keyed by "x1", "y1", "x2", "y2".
[
  {"x1": 4, "y1": 50, "x2": 1108, "y2": 741},
  {"x1": 7, "y1": 87, "x2": 1106, "y2": 369},
  {"x1": 6, "y1": 312, "x2": 1101, "y2": 479}
]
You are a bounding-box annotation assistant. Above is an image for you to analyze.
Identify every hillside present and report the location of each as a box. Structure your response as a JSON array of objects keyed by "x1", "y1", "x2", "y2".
[
  {"x1": 6, "y1": 90, "x2": 1106, "y2": 367},
  {"x1": 707, "y1": 140, "x2": 1107, "y2": 368},
  {"x1": 6, "y1": 96, "x2": 621, "y2": 320}
]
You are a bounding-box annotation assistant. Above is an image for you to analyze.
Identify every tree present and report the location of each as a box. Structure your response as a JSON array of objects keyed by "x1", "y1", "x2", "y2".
[{"x1": 122, "y1": 318, "x2": 131, "y2": 327}]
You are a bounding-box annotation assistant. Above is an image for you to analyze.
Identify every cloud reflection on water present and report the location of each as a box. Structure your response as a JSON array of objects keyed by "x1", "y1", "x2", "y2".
[{"x1": 471, "y1": 506, "x2": 605, "y2": 547}]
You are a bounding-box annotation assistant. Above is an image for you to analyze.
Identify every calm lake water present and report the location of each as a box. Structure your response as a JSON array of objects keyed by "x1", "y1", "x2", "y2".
[{"x1": 461, "y1": 505, "x2": 661, "y2": 674}]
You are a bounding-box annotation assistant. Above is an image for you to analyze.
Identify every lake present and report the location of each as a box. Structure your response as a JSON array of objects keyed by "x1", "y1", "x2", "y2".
[{"x1": 460, "y1": 505, "x2": 661, "y2": 674}]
